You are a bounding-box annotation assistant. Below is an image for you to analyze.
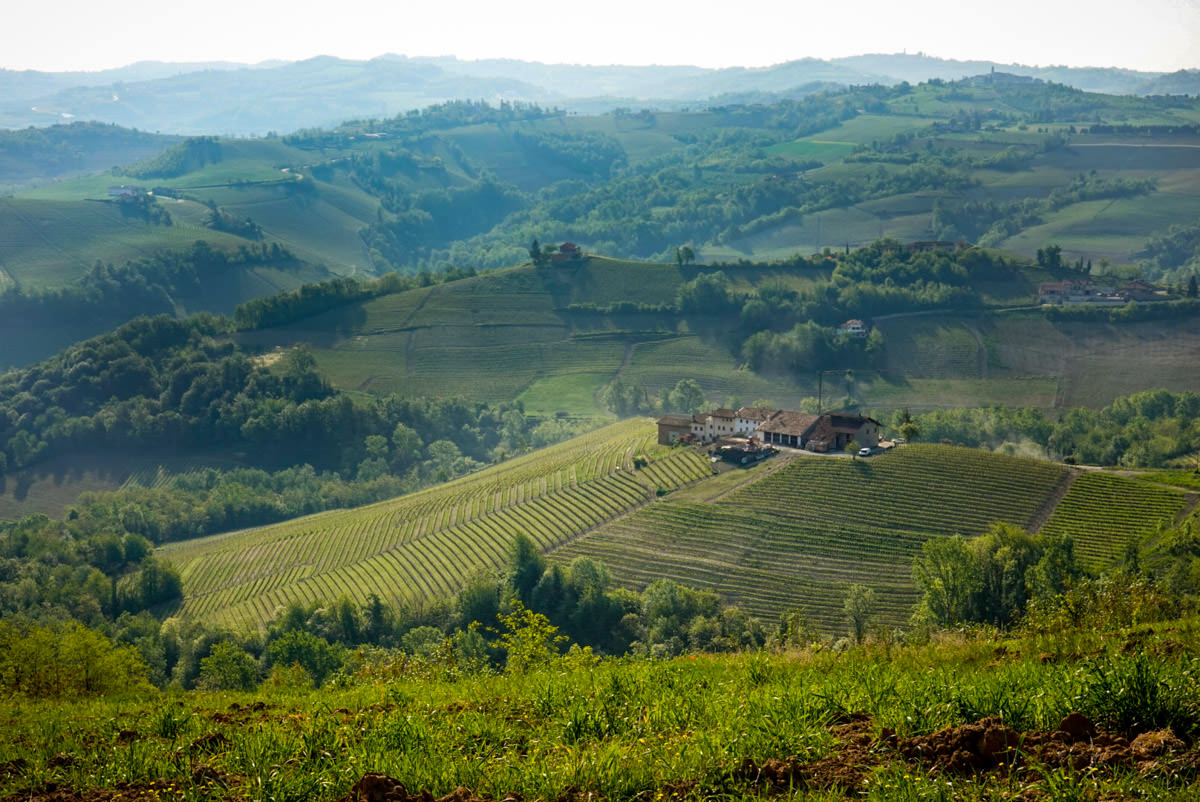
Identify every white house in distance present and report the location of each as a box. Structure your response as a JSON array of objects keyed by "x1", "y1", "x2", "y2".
[{"x1": 837, "y1": 319, "x2": 869, "y2": 338}]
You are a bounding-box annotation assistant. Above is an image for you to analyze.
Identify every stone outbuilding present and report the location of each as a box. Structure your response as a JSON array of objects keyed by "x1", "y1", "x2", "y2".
[{"x1": 656, "y1": 414, "x2": 694, "y2": 445}]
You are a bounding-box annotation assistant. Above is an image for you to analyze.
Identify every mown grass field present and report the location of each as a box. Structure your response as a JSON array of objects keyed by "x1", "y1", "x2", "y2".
[
  {"x1": 0, "y1": 197, "x2": 256, "y2": 290},
  {"x1": 6, "y1": 622, "x2": 1200, "y2": 802}
]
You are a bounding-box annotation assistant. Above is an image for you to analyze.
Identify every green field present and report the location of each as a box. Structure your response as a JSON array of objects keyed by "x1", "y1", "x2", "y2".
[
  {"x1": 7, "y1": 87, "x2": 1200, "y2": 302},
  {"x1": 239, "y1": 256, "x2": 1200, "y2": 419},
  {"x1": 8, "y1": 622, "x2": 1200, "y2": 802},
  {"x1": 0, "y1": 197, "x2": 256, "y2": 290},
  {"x1": 241, "y1": 258, "x2": 817, "y2": 418},
  {"x1": 556, "y1": 444, "x2": 1064, "y2": 630}
]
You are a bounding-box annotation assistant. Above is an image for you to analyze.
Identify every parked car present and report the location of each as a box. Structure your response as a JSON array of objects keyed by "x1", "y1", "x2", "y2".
[{"x1": 858, "y1": 447, "x2": 873, "y2": 457}]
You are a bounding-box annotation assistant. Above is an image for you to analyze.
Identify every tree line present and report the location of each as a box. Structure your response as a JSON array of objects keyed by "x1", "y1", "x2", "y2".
[
  {"x1": 0, "y1": 314, "x2": 554, "y2": 487},
  {"x1": 900, "y1": 388, "x2": 1200, "y2": 468},
  {"x1": 0, "y1": 532, "x2": 779, "y2": 695}
]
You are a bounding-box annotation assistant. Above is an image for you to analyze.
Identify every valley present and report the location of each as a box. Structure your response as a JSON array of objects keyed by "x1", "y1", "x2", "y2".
[{"x1": 3, "y1": 35, "x2": 1200, "y2": 801}]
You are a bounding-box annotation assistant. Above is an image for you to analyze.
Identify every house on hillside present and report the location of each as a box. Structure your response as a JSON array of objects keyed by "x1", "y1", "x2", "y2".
[
  {"x1": 734, "y1": 406, "x2": 775, "y2": 434},
  {"x1": 658, "y1": 403, "x2": 884, "y2": 452},
  {"x1": 757, "y1": 410, "x2": 821, "y2": 449},
  {"x1": 1121, "y1": 280, "x2": 1166, "y2": 302},
  {"x1": 828, "y1": 413, "x2": 882, "y2": 450},
  {"x1": 837, "y1": 319, "x2": 868, "y2": 338},
  {"x1": 107, "y1": 185, "x2": 145, "y2": 198},
  {"x1": 656, "y1": 414, "x2": 694, "y2": 445},
  {"x1": 1039, "y1": 280, "x2": 1125, "y2": 306},
  {"x1": 689, "y1": 408, "x2": 740, "y2": 440},
  {"x1": 551, "y1": 242, "x2": 584, "y2": 264}
]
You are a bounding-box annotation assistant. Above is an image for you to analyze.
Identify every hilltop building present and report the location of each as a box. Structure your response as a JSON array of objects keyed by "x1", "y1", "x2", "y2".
[
  {"x1": 757, "y1": 410, "x2": 821, "y2": 449},
  {"x1": 837, "y1": 319, "x2": 869, "y2": 338},
  {"x1": 657, "y1": 406, "x2": 882, "y2": 451},
  {"x1": 551, "y1": 242, "x2": 584, "y2": 264}
]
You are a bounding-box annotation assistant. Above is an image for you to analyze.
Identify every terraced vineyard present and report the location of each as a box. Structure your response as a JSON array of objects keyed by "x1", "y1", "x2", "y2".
[
  {"x1": 721, "y1": 445, "x2": 1068, "y2": 536},
  {"x1": 162, "y1": 429, "x2": 1194, "y2": 634},
  {"x1": 552, "y1": 500, "x2": 927, "y2": 631},
  {"x1": 162, "y1": 420, "x2": 714, "y2": 629},
  {"x1": 557, "y1": 445, "x2": 1071, "y2": 632},
  {"x1": 1039, "y1": 472, "x2": 1194, "y2": 569}
]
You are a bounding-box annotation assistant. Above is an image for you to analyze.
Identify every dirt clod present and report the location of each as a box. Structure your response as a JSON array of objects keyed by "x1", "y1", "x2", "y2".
[
  {"x1": 1131, "y1": 730, "x2": 1187, "y2": 762},
  {"x1": 336, "y1": 775, "x2": 493, "y2": 802},
  {"x1": 190, "y1": 732, "x2": 229, "y2": 753},
  {"x1": 1058, "y1": 712, "x2": 1096, "y2": 741}
]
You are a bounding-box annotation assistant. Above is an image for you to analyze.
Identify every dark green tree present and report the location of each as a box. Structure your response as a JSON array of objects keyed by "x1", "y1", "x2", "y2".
[
  {"x1": 198, "y1": 642, "x2": 259, "y2": 691},
  {"x1": 265, "y1": 631, "x2": 343, "y2": 687},
  {"x1": 843, "y1": 584, "x2": 876, "y2": 644},
  {"x1": 507, "y1": 533, "x2": 546, "y2": 605}
]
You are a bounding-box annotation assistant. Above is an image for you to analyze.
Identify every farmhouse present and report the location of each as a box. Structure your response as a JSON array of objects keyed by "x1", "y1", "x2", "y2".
[
  {"x1": 1121, "y1": 280, "x2": 1167, "y2": 302},
  {"x1": 829, "y1": 412, "x2": 882, "y2": 450},
  {"x1": 837, "y1": 319, "x2": 868, "y2": 338},
  {"x1": 107, "y1": 185, "x2": 145, "y2": 198},
  {"x1": 658, "y1": 405, "x2": 884, "y2": 452},
  {"x1": 757, "y1": 410, "x2": 821, "y2": 449},
  {"x1": 551, "y1": 242, "x2": 584, "y2": 264},
  {"x1": 690, "y1": 408, "x2": 740, "y2": 440},
  {"x1": 1039, "y1": 280, "x2": 1126, "y2": 306},
  {"x1": 655, "y1": 414, "x2": 694, "y2": 445},
  {"x1": 734, "y1": 406, "x2": 775, "y2": 433}
]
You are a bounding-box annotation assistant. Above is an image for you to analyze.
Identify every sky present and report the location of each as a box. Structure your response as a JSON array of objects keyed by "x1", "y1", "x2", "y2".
[{"x1": 4, "y1": 0, "x2": 1199, "y2": 74}]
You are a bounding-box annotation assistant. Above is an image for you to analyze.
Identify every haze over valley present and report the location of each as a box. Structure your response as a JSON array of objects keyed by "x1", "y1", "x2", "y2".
[{"x1": 3, "y1": 10, "x2": 1200, "y2": 800}]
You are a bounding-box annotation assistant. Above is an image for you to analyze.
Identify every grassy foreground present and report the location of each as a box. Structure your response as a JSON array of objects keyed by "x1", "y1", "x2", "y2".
[{"x1": 4, "y1": 620, "x2": 1200, "y2": 801}]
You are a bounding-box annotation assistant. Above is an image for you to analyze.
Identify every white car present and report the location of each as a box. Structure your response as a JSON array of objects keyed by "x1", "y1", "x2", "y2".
[{"x1": 858, "y1": 447, "x2": 873, "y2": 457}]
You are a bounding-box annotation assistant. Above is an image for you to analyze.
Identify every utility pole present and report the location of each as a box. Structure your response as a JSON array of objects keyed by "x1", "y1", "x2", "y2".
[{"x1": 817, "y1": 369, "x2": 851, "y2": 414}]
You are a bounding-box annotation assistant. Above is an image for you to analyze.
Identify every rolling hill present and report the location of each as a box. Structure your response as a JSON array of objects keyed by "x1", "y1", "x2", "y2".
[
  {"x1": 235, "y1": 254, "x2": 1200, "y2": 420},
  {"x1": 4, "y1": 78, "x2": 1200, "y2": 375},
  {"x1": 4, "y1": 54, "x2": 1198, "y2": 136},
  {"x1": 158, "y1": 423, "x2": 1196, "y2": 633}
]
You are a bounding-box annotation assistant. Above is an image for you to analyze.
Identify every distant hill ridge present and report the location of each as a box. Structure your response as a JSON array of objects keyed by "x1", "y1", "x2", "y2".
[{"x1": 3, "y1": 52, "x2": 1197, "y2": 135}]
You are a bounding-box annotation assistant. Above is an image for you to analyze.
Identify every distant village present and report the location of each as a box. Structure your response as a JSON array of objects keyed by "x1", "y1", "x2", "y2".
[
  {"x1": 1038, "y1": 278, "x2": 1175, "y2": 306},
  {"x1": 657, "y1": 406, "x2": 882, "y2": 456}
]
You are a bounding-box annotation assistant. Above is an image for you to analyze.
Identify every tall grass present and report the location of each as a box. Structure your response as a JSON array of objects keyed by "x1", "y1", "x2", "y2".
[{"x1": 3, "y1": 622, "x2": 1199, "y2": 800}]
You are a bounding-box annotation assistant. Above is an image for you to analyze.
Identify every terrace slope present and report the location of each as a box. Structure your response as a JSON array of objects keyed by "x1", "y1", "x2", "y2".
[
  {"x1": 161, "y1": 419, "x2": 715, "y2": 630},
  {"x1": 556, "y1": 445, "x2": 1070, "y2": 631},
  {"x1": 163, "y1": 426, "x2": 1190, "y2": 634}
]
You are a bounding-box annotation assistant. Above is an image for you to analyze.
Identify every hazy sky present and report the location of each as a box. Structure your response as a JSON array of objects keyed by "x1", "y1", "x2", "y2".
[{"x1": 5, "y1": 0, "x2": 1199, "y2": 74}]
